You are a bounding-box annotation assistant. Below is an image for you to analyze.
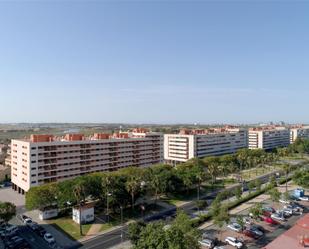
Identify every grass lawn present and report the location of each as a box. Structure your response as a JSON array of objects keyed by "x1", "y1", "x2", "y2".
[{"x1": 48, "y1": 217, "x2": 92, "y2": 240}]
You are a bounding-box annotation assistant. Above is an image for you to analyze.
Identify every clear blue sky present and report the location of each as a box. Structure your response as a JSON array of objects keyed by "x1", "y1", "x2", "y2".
[{"x1": 0, "y1": 1, "x2": 308, "y2": 124}]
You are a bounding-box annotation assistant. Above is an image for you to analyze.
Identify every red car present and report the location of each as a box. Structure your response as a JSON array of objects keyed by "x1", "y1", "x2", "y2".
[
  {"x1": 262, "y1": 210, "x2": 272, "y2": 217},
  {"x1": 243, "y1": 229, "x2": 259, "y2": 239},
  {"x1": 263, "y1": 216, "x2": 278, "y2": 225}
]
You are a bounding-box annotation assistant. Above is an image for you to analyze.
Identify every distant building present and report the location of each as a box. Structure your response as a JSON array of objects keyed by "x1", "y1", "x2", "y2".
[
  {"x1": 263, "y1": 213, "x2": 309, "y2": 249},
  {"x1": 248, "y1": 126, "x2": 290, "y2": 150},
  {"x1": 11, "y1": 128, "x2": 163, "y2": 194},
  {"x1": 290, "y1": 125, "x2": 309, "y2": 143},
  {"x1": 164, "y1": 126, "x2": 248, "y2": 164}
]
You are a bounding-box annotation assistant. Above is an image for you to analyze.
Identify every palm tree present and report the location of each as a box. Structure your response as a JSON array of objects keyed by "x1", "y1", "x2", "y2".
[
  {"x1": 73, "y1": 182, "x2": 85, "y2": 236},
  {"x1": 203, "y1": 156, "x2": 220, "y2": 185},
  {"x1": 281, "y1": 164, "x2": 290, "y2": 193}
]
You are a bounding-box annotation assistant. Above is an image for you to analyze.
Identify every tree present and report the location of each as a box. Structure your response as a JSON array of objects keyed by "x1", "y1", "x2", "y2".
[
  {"x1": 269, "y1": 176, "x2": 277, "y2": 188},
  {"x1": 175, "y1": 163, "x2": 196, "y2": 193},
  {"x1": 203, "y1": 156, "x2": 220, "y2": 184},
  {"x1": 146, "y1": 164, "x2": 172, "y2": 204},
  {"x1": 0, "y1": 202, "x2": 16, "y2": 223},
  {"x1": 248, "y1": 181, "x2": 255, "y2": 193},
  {"x1": 220, "y1": 154, "x2": 237, "y2": 177},
  {"x1": 25, "y1": 183, "x2": 57, "y2": 210},
  {"x1": 254, "y1": 178, "x2": 262, "y2": 191},
  {"x1": 234, "y1": 186, "x2": 242, "y2": 200},
  {"x1": 73, "y1": 179, "x2": 86, "y2": 236},
  {"x1": 281, "y1": 164, "x2": 290, "y2": 193},
  {"x1": 268, "y1": 188, "x2": 280, "y2": 204},
  {"x1": 249, "y1": 203, "x2": 263, "y2": 221},
  {"x1": 195, "y1": 200, "x2": 208, "y2": 211},
  {"x1": 128, "y1": 221, "x2": 146, "y2": 246},
  {"x1": 236, "y1": 215, "x2": 245, "y2": 231},
  {"x1": 213, "y1": 204, "x2": 230, "y2": 240}
]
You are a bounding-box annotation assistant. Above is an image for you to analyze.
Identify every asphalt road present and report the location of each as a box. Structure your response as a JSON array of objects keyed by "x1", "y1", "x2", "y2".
[{"x1": 80, "y1": 170, "x2": 283, "y2": 249}]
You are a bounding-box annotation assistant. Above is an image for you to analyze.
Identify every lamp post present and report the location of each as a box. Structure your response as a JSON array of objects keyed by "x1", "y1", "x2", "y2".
[
  {"x1": 140, "y1": 181, "x2": 146, "y2": 218},
  {"x1": 120, "y1": 205, "x2": 123, "y2": 243},
  {"x1": 106, "y1": 192, "x2": 112, "y2": 223}
]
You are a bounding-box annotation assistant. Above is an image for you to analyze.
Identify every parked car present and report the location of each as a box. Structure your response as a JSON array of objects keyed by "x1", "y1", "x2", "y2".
[
  {"x1": 19, "y1": 215, "x2": 31, "y2": 224},
  {"x1": 5, "y1": 235, "x2": 30, "y2": 249},
  {"x1": 250, "y1": 224, "x2": 265, "y2": 233},
  {"x1": 279, "y1": 199, "x2": 290, "y2": 204},
  {"x1": 271, "y1": 213, "x2": 286, "y2": 222},
  {"x1": 225, "y1": 237, "x2": 243, "y2": 248},
  {"x1": 243, "y1": 229, "x2": 259, "y2": 239},
  {"x1": 44, "y1": 233, "x2": 55, "y2": 244},
  {"x1": 246, "y1": 226, "x2": 263, "y2": 237},
  {"x1": 0, "y1": 225, "x2": 18, "y2": 238},
  {"x1": 213, "y1": 247, "x2": 226, "y2": 249},
  {"x1": 243, "y1": 217, "x2": 252, "y2": 225},
  {"x1": 282, "y1": 208, "x2": 293, "y2": 216},
  {"x1": 227, "y1": 223, "x2": 242, "y2": 232},
  {"x1": 284, "y1": 204, "x2": 303, "y2": 213},
  {"x1": 262, "y1": 206, "x2": 276, "y2": 213},
  {"x1": 29, "y1": 222, "x2": 39, "y2": 231},
  {"x1": 262, "y1": 210, "x2": 272, "y2": 217},
  {"x1": 35, "y1": 226, "x2": 47, "y2": 237},
  {"x1": 276, "y1": 210, "x2": 290, "y2": 218},
  {"x1": 298, "y1": 196, "x2": 309, "y2": 201},
  {"x1": 263, "y1": 216, "x2": 278, "y2": 225},
  {"x1": 198, "y1": 239, "x2": 215, "y2": 248}
]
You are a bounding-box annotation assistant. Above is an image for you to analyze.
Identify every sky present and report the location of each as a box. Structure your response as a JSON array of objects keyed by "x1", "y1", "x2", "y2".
[{"x1": 0, "y1": 1, "x2": 308, "y2": 124}]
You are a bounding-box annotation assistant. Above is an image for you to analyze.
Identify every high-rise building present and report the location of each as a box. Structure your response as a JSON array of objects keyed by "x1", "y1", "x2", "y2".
[
  {"x1": 289, "y1": 125, "x2": 309, "y2": 143},
  {"x1": 11, "y1": 128, "x2": 163, "y2": 194},
  {"x1": 248, "y1": 126, "x2": 290, "y2": 150},
  {"x1": 164, "y1": 126, "x2": 248, "y2": 164}
]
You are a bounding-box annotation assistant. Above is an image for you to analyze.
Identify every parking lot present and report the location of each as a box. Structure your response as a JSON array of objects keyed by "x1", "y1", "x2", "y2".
[{"x1": 199, "y1": 197, "x2": 309, "y2": 249}]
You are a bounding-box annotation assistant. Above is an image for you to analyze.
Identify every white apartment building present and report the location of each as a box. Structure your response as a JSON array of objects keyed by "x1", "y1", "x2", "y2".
[
  {"x1": 164, "y1": 127, "x2": 248, "y2": 164},
  {"x1": 248, "y1": 126, "x2": 290, "y2": 150},
  {"x1": 290, "y1": 125, "x2": 309, "y2": 143},
  {"x1": 11, "y1": 129, "x2": 163, "y2": 194}
]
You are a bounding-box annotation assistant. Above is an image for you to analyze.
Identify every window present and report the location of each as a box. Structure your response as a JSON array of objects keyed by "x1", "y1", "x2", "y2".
[
  {"x1": 31, "y1": 181, "x2": 37, "y2": 184},
  {"x1": 31, "y1": 161, "x2": 36, "y2": 163},
  {"x1": 31, "y1": 174, "x2": 36, "y2": 177}
]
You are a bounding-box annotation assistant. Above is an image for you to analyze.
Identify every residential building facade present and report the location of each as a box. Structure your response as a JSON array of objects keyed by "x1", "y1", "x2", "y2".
[
  {"x1": 289, "y1": 125, "x2": 309, "y2": 143},
  {"x1": 11, "y1": 129, "x2": 163, "y2": 194},
  {"x1": 248, "y1": 126, "x2": 290, "y2": 150},
  {"x1": 164, "y1": 127, "x2": 248, "y2": 164}
]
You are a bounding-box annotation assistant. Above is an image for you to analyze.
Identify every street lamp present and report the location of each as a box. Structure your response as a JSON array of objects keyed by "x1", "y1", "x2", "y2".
[
  {"x1": 106, "y1": 192, "x2": 112, "y2": 223},
  {"x1": 120, "y1": 205, "x2": 123, "y2": 243}
]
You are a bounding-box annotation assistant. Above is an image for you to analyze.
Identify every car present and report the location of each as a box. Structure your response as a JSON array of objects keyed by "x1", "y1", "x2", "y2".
[
  {"x1": 227, "y1": 223, "x2": 242, "y2": 232},
  {"x1": 19, "y1": 215, "x2": 31, "y2": 223},
  {"x1": 213, "y1": 247, "x2": 226, "y2": 249},
  {"x1": 263, "y1": 216, "x2": 278, "y2": 225},
  {"x1": 271, "y1": 213, "x2": 286, "y2": 221},
  {"x1": 225, "y1": 237, "x2": 243, "y2": 248},
  {"x1": 298, "y1": 196, "x2": 309, "y2": 201},
  {"x1": 243, "y1": 229, "x2": 259, "y2": 239},
  {"x1": 262, "y1": 210, "x2": 272, "y2": 217},
  {"x1": 35, "y1": 226, "x2": 47, "y2": 237},
  {"x1": 276, "y1": 210, "x2": 290, "y2": 218},
  {"x1": 262, "y1": 206, "x2": 276, "y2": 213},
  {"x1": 284, "y1": 204, "x2": 303, "y2": 213},
  {"x1": 198, "y1": 239, "x2": 215, "y2": 248},
  {"x1": 279, "y1": 199, "x2": 290, "y2": 204},
  {"x1": 242, "y1": 217, "x2": 252, "y2": 225},
  {"x1": 5, "y1": 236, "x2": 30, "y2": 249},
  {"x1": 282, "y1": 208, "x2": 293, "y2": 216},
  {"x1": 29, "y1": 222, "x2": 39, "y2": 231},
  {"x1": 246, "y1": 226, "x2": 263, "y2": 237},
  {"x1": 250, "y1": 224, "x2": 265, "y2": 233},
  {"x1": 0, "y1": 225, "x2": 18, "y2": 238},
  {"x1": 44, "y1": 233, "x2": 55, "y2": 243}
]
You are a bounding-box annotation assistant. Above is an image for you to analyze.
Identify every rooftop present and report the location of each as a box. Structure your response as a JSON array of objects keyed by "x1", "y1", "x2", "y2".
[
  {"x1": 249, "y1": 126, "x2": 288, "y2": 132},
  {"x1": 263, "y1": 214, "x2": 309, "y2": 249},
  {"x1": 178, "y1": 126, "x2": 243, "y2": 135}
]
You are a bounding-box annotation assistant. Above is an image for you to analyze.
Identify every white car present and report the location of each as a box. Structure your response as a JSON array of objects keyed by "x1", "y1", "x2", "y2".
[
  {"x1": 214, "y1": 246, "x2": 226, "y2": 249},
  {"x1": 298, "y1": 196, "x2": 309, "y2": 201},
  {"x1": 279, "y1": 199, "x2": 290, "y2": 204},
  {"x1": 271, "y1": 213, "x2": 285, "y2": 221},
  {"x1": 44, "y1": 233, "x2": 55, "y2": 243},
  {"x1": 227, "y1": 223, "x2": 242, "y2": 232},
  {"x1": 225, "y1": 237, "x2": 243, "y2": 248},
  {"x1": 198, "y1": 239, "x2": 214, "y2": 248},
  {"x1": 282, "y1": 208, "x2": 293, "y2": 216}
]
